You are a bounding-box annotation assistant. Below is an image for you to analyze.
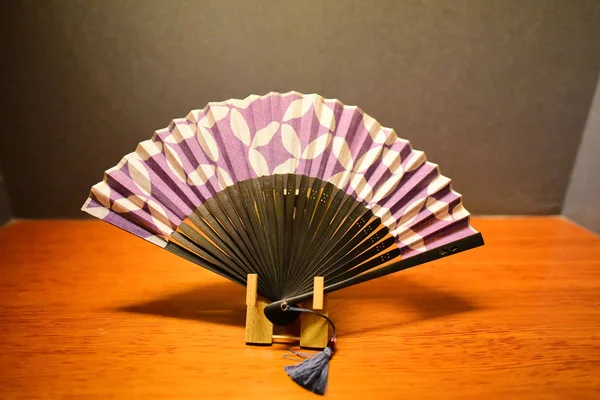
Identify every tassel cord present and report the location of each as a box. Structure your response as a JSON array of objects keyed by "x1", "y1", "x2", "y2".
[{"x1": 282, "y1": 303, "x2": 337, "y2": 340}]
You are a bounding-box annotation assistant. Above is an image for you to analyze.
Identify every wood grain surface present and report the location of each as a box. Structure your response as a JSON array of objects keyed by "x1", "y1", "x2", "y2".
[{"x1": 0, "y1": 217, "x2": 599, "y2": 399}]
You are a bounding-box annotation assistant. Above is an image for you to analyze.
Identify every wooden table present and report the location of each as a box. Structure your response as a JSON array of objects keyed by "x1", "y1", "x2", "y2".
[{"x1": 0, "y1": 217, "x2": 599, "y2": 399}]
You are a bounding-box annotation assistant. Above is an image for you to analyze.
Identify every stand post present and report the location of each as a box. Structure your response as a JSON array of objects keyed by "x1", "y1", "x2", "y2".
[
  {"x1": 245, "y1": 274, "x2": 273, "y2": 345},
  {"x1": 300, "y1": 276, "x2": 329, "y2": 349}
]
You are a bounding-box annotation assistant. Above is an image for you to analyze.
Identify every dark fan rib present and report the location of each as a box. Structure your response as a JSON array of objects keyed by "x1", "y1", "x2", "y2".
[
  {"x1": 290, "y1": 192, "x2": 359, "y2": 280},
  {"x1": 199, "y1": 203, "x2": 256, "y2": 274},
  {"x1": 281, "y1": 174, "x2": 297, "y2": 293},
  {"x1": 213, "y1": 190, "x2": 266, "y2": 278},
  {"x1": 187, "y1": 207, "x2": 248, "y2": 268},
  {"x1": 289, "y1": 177, "x2": 323, "y2": 271},
  {"x1": 292, "y1": 186, "x2": 345, "y2": 276},
  {"x1": 285, "y1": 177, "x2": 328, "y2": 289},
  {"x1": 273, "y1": 175, "x2": 286, "y2": 299},
  {"x1": 283, "y1": 175, "x2": 310, "y2": 295},
  {"x1": 166, "y1": 174, "x2": 485, "y2": 305},
  {"x1": 322, "y1": 235, "x2": 397, "y2": 284},
  {"x1": 291, "y1": 182, "x2": 335, "y2": 271},
  {"x1": 164, "y1": 241, "x2": 246, "y2": 287},
  {"x1": 294, "y1": 207, "x2": 374, "y2": 288},
  {"x1": 283, "y1": 178, "x2": 397, "y2": 298},
  {"x1": 176, "y1": 223, "x2": 260, "y2": 289},
  {"x1": 169, "y1": 231, "x2": 248, "y2": 285},
  {"x1": 248, "y1": 178, "x2": 278, "y2": 293},
  {"x1": 169, "y1": 174, "x2": 419, "y2": 301},
  {"x1": 225, "y1": 183, "x2": 273, "y2": 290},
  {"x1": 185, "y1": 208, "x2": 256, "y2": 278},
  {"x1": 291, "y1": 219, "x2": 388, "y2": 296},
  {"x1": 259, "y1": 176, "x2": 282, "y2": 293},
  {"x1": 328, "y1": 247, "x2": 402, "y2": 285},
  {"x1": 306, "y1": 199, "x2": 371, "y2": 269}
]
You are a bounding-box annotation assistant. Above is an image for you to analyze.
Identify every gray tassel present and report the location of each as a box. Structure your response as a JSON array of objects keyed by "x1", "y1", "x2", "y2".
[
  {"x1": 285, "y1": 345, "x2": 333, "y2": 395},
  {"x1": 281, "y1": 303, "x2": 338, "y2": 396}
]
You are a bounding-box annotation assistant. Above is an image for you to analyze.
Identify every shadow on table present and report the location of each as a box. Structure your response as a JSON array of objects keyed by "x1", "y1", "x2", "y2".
[
  {"x1": 329, "y1": 276, "x2": 482, "y2": 336},
  {"x1": 117, "y1": 282, "x2": 247, "y2": 327},
  {"x1": 116, "y1": 275, "x2": 481, "y2": 334}
]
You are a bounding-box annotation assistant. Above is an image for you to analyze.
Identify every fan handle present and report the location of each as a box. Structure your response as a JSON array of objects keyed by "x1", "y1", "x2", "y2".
[{"x1": 263, "y1": 301, "x2": 301, "y2": 326}]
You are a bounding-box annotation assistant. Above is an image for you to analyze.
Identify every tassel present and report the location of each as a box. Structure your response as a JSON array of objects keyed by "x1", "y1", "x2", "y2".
[
  {"x1": 284, "y1": 337, "x2": 336, "y2": 395},
  {"x1": 281, "y1": 304, "x2": 337, "y2": 395}
]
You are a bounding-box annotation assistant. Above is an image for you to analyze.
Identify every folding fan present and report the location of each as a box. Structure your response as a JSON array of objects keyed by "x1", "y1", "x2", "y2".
[{"x1": 82, "y1": 91, "x2": 483, "y2": 394}]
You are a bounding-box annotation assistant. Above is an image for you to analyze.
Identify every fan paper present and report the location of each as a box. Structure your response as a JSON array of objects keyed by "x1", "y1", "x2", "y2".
[{"x1": 82, "y1": 92, "x2": 478, "y2": 259}]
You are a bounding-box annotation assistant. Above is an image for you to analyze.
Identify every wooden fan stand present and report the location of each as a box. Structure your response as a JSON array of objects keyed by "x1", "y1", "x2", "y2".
[{"x1": 245, "y1": 274, "x2": 329, "y2": 349}]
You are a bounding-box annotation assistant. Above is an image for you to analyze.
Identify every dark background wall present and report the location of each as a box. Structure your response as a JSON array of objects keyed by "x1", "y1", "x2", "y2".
[
  {"x1": 1, "y1": 0, "x2": 599, "y2": 218},
  {"x1": 0, "y1": 166, "x2": 11, "y2": 225},
  {"x1": 563, "y1": 79, "x2": 600, "y2": 234}
]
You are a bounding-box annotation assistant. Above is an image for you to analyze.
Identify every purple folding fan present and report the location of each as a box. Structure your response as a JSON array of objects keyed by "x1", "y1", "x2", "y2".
[{"x1": 82, "y1": 92, "x2": 483, "y2": 394}]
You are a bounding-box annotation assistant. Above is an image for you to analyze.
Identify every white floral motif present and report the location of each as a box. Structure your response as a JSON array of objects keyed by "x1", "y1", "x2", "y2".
[
  {"x1": 273, "y1": 158, "x2": 299, "y2": 174},
  {"x1": 216, "y1": 167, "x2": 233, "y2": 190},
  {"x1": 392, "y1": 226, "x2": 426, "y2": 252},
  {"x1": 199, "y1": 106, "x2": 229, "y2": 128},
  {"x1": 147, "y1": 199, "x2": 173, "y2": 238},
  {"x1": 425, "y1": 197, "x2": 453, "y2": 222},
  {"x1": 281, "y1": 124, "x2": 302, "y2": 159},
  {"x1": 91, "y1": 181, "x2": 112, "y2": 209},
  {"x1": 283, "y1": 97, "x2": 313, "y2": 121},
  {"x1": 251, "y1": 122, "x2": 280, "y2": 148},
  {"x1": 427, "y1": 175, "x2": 451, "y2": 196},
  {"x1": 136, "y1": 140, "x2": 163, "y2": 161},
  {"x1": 354, "y1": 146, "x2": 384, "y2": 173},
  {"x1": 405, "y1": 150, "x2": 426, "y2": 172},
  {"x1": 164, "y1": 120, "x2": 195, "y2": 143},
  {"x1": 230, "y1": 109, "x2": 251, "y2": 146},
  {"x1": 282, "y1": 94, "x2": 336, "y2": 130},
  {"x1": 301, "y1": 133, "x2": 332, "y2": 160},
  {"x1": 349, "y1": 174, "x2": 373, "y2": 202},
  {"x1": 164, "y1": 144, "x2": 187, "y2": 183},
  {"x1": 371, "y1": 173, "x2": 403, "y2": 203},
  {"x1": 452, "y1": 203, "x2": 470, "y2": 220},
  {"x1": 187, "y1": 165, "x2": 216, "y2": 186},
  {"x1": 371, "y1": 204, "x2": 395, "y2": 231},
  {"x1": 381, "y1": 148, "x2": 403, "y2": 174},
  {"x1": 112, "y1": 195, "x2": 146, "y2": 213},
  {"x1": 332, "y1": 137, "x2": 354, "y2": 170},
  {"x1": 397, "y1": 198, "x2": 426, "y2": 228},
  {"x1": 127, "y1": 156, "x2": 152, "y2": 195},
  {"x1": 313, "y1": 99, "x2": 336, "y2": 130},
  {"x1": 329, "y1": 170, "x2": 352, "y2": 188},
  {"x1": 248, "y1": 148, "x2": 269, "y2": 177},
  {"x1": 331, "y1": 137, "x2": 388, "y2": 203},
  {"x1": 197, "y1": 125, "x2": 220, "y2": 162}
]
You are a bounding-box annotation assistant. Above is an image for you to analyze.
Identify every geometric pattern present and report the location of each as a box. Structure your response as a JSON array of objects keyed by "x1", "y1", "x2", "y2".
[{"x1": 82, "y1": 92, "x2": 479, "y2": 259}]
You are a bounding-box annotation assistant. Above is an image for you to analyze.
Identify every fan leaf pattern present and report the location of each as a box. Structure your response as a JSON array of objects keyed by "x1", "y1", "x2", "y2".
[
  {"x1": 137, "y1": 140, "x2": 163, "y2": 161},
  {"x1": 187, "y1": 165, "x2": 215, "y2": 186},
  {"x1": 281, "y1": 124, "x2": 302, "y2": 159},
  {"x1": 300, "y1": 133, "x2": 332, "y2": 160},
  {"x1": 273, "y1": 157, "x2": 299, "y2": 174},
  {"x1": 197, "y1": 125, "x2": 220, "y2": 162},
  {"x1": 251, "y1": 122, "x2": 280, "y2": 148},
  {"x1": 230, "y1": 108, "x2": 251, "y2": 146},
  {"x1": 82, "y1": 92, "x2": 477, "y2": 258}
]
